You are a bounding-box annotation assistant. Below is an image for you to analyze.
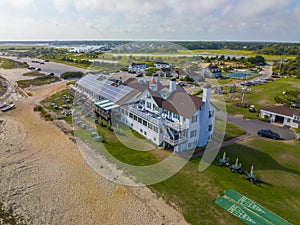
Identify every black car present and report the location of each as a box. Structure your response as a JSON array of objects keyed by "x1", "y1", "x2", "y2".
[{"x1": 257, "y1": 129, "x2": 280, "y2": 140}]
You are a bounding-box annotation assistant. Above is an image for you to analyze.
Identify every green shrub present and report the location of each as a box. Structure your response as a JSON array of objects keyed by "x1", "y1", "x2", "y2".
[
  {"x1": 192, "y1": 89, "x2": 203, "y2": 96},
  {"x1": 23, "y1": 71, "x2": 45, "y2": 77},
  {"x1": 61, "y1": 71, "x2": 84, "y2": 80},
  {"x1": 34, "y1": 105, "x2": 43, "y2": 112}
]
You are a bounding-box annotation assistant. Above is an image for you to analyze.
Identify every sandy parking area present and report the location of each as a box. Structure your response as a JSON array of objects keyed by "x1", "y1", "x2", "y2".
[
  {"x1": 0, "y1": 70, "x2": 188, "y2": 224},
  {"x1": 2, "y1": 56, "x2": 87, "y2": 76}
]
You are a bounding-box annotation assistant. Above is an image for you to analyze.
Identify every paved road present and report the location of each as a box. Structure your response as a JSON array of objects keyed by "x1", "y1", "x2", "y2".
[
  {"x1": 217, "y1": 111, "x2": 296, "y2": 140},
  {"x1": 260, "y1": 63, "x2": 273, "y2": 79}
]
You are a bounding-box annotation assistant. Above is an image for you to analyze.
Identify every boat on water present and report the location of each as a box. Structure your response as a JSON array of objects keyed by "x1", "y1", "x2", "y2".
[{"x1": 1, "y1": 104, "x2": 15, "y2": 112}]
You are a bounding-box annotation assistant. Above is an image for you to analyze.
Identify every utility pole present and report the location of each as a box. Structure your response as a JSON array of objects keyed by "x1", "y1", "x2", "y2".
[
  {"x1": 278, "y1": 58, "x2": 283, "y2": 76},
  {"x1": 241, "y1": 87, "x2": 246, "y2": 106}
]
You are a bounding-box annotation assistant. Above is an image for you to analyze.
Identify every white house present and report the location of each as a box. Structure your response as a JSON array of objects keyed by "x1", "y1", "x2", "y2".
[
  {"x1": 260, "y1": 105, "x2": 300, "y2": 129},
  {"x1": 128, "y1": 63, "x2": 148, "y2": 73},
  {"x1": 73, "y1": 74, "x2": 215, "y2": 152},
  {"x1": 155, "y1": 62, "x2": 172, "y2": 69},
  {"x1": 201, "y1": 64, "x2": 222, "y2": 78}
]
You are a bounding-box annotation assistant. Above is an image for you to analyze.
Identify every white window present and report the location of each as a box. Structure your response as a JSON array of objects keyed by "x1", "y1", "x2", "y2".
[
  {"x1": 173, "y1": 113, "x2": 179, "y2": 120},
  {"x1": 190, "y1": 130, "x2": 197, "y2": 138},
  {"x1": 192, "y1": 115, "x2": 197, "y2": 123},
  {"x1": 182, "y1": 130, "x2": 188, "y2": 137}
]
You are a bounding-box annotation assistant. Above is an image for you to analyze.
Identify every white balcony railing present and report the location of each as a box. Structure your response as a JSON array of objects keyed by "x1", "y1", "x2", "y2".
[{"x1": 163, "y1": 136, "x2": 188, "y2": 146}]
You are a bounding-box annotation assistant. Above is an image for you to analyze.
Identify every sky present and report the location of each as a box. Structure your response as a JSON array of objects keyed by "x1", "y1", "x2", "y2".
[{"x1": 0, "y1": 0, "x2": 299, "y2": 42}]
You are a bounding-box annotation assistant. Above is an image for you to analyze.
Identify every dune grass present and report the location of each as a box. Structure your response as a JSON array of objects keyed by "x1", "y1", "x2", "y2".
[
  {"x1": 17, "y1": 76, "x2": 61, "y2": 88},
  {"x1": 23, "y1": 71, "x2": 45, "y2": 76},
  {"x1": 0, "y1": 57, "x2": 29, "y2": 69}
]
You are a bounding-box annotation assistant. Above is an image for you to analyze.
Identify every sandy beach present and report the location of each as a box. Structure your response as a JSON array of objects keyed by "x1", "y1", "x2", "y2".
[{"x1": 0, "y1": 70, "x2": 188, "y2": 225}]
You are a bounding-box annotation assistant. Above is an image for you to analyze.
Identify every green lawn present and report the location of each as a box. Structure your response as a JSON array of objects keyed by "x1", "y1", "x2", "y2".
[
  {"x1": 73, "y1": 116, "x2": 299, "y2": 224},
  {"x1": 224, "y1": 123, "x2": 246, "y2": 141},
  {"x1": 151, "y1": 138, "x2": 300, "y2": 225},
  {"x1": 224, "y1": 77, "x2": 300, "y2": 119}
]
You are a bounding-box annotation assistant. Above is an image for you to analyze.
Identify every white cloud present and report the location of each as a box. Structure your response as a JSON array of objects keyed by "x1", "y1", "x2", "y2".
[
  {"x1": 233, "y1": 0, "x2": 291, "y2": 18},
  {"x1": 52, "y1": 0, "x2": 71, "y2": 12},
  {"x1": 0, "y1": 0, "x2": 36, "y2": 9},
  {"x1": 0, "y1": 0, "x2": 300, "y2": 41},
  {"x1": 294, "y1": 5, "x2": 300, "y2": 20}
]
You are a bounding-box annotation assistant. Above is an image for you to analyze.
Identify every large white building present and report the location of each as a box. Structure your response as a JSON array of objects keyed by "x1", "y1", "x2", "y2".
[{"x1": 73, "y1": 74, "x2": 215, "y2": 152}]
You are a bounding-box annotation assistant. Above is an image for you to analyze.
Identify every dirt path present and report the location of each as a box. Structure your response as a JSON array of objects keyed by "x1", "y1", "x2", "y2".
[{"x1": 0, "y1": 81, "x2": 188, "y2": 225}]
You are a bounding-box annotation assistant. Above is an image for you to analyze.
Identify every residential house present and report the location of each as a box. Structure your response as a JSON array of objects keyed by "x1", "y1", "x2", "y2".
[
  {"x1": 202, "y1": 64, "x2": 222, "y2": 78},
  {"x1": 155, "y1": 62, "x2": 172, "y2": 69},
  {"x1": 128, "y1": 63, "x2": 148, "y2": 73}
]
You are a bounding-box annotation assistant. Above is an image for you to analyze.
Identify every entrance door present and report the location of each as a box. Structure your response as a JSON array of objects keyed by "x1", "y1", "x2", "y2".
[{"x1": 275, "y1": 115, "x2": 284, "y2": 124}]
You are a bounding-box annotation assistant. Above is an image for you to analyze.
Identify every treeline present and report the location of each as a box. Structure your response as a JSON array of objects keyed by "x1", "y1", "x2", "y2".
[
  {"x1": 174, "y1": 41, "x2": 270, "y2": 50},
  {"x1": 61, "y1": 56, "x2": 92, "y2": 66},
  {"x1": 203, "y1": 55, "x2": 266, "y2": 66},
  {"x1": 14, "y1": 47, "x2": 68, "y2": 58},
  {"x1": 256, "y1": 43, "x2": 300, "y2": 55},
  {"x1": 273, "y1": 56, "x2": 300, "y2": 76},
  {"x1": 174, "y1": 41, "x2": 300, "y2": 55}
]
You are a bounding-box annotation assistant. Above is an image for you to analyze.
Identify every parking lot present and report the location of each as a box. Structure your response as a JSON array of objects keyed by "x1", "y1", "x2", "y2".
[{"x1": 10, "y1": 57, "x2": 87, "y2": 76}]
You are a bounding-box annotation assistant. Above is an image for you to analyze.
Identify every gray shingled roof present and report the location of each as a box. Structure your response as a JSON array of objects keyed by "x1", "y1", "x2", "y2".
[
  {"x1": 124, "y1": 78, "x2": 203, "y2": 118},
  {"x1": 262, "y1": 105, "x2": 300, "y2": 118}
]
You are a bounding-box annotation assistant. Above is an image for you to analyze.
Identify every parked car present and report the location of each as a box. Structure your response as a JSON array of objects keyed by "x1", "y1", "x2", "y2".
[
  {"x1": 136, "y1": 71, "x2": 143, "y2": 77},
  {"x1": 47, "y1": 72, "x2": 55, "y2": 76},
  {"x1": 28, "y1": 66, "x2": 35, "y2": 70},
  {"x1": 257, "y1": 129, "x2": 280, "y2": 140},
  {"x1": 272, "y1": 75, "x2": 280, "y2": 78},
  {"x1": 176, "y1": 81, "x2": 185, "y2": 86},
  {"x1": 35, "y1": 68, "x2": 41, "y2": 71},
  {"x1": 265, "y1": 78, "x2": 274, "y2": 81}
]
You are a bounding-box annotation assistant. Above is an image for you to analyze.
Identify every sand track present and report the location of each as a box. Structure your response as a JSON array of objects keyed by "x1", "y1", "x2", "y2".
[{"x1": 0, "y1": 79, "x2": 188, "y2": 225}]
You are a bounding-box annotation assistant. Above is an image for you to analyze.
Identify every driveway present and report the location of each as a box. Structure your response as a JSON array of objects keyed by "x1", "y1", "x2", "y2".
[{"x1": 217, "y1": 111, "x2": 296, "y2": 140}]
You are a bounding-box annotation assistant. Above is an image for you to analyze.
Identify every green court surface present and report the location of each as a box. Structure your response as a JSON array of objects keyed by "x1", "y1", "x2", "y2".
[{"x1": 215, "y1": 189, "x2": 293, "y2": 225}]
